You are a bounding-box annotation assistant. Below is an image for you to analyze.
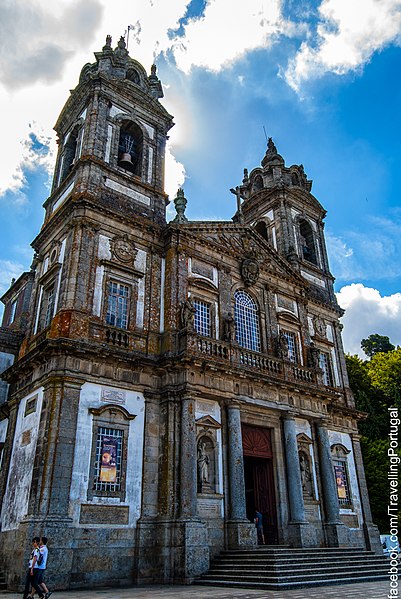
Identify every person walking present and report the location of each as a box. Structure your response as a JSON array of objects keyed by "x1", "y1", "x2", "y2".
[
  {"x1": 33, "y1": 537, "x2": 52, "y2": 599},
  {"x1": 254, "y1": 509, "x2": 265, "y2": 545},
  {"x1": 22, "y1": 537, "x2": 45, "y2": 599}
]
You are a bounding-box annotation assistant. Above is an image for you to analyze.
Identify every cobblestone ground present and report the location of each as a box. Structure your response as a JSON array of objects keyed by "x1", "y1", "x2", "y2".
[{"x1": 0, "y1": 580, "x2": 388, "y2": 599}]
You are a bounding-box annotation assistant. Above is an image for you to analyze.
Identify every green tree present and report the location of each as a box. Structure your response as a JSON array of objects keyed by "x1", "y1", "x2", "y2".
[
  {"x1": 360, "y1": 438, "x2": 389, "y2": 533},
  {"x1": 367, "y1": 347, "x2": 401, "y2": 404},
  {"x1": 361, "y1": 333, "x2": 395, "y2": 358},
  {"x1": 345, "y1": 354, "x2": 387, "y2": 439},
  {"x1": 346, "y1": 345, "x2": 401, "y2": 534}
]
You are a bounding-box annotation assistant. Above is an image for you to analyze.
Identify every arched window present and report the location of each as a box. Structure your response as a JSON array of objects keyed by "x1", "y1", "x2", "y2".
[
  {"x1": 299, "y1": 219, "x2": 317, "y2": 265},
  {"x1": 255, "y1": 221, "x2": 269, "y2": 242},
  {"x1": 234, "y1": 290, "x2": 260, "y2": 352},
  {"x1": 118, "y1": 121, "x2": 143, "y2": 176},
  {"x1": 60, "y1": 125, "x2": 79, "y2": 183}
]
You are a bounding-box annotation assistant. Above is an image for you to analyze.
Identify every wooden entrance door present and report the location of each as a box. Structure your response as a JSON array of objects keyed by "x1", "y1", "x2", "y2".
[{"x1": 242, "y1": 425, "x2": 278, "y2": 544}]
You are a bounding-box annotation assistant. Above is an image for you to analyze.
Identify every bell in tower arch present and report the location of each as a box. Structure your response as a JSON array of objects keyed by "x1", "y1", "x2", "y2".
[
  {"x1": 118, "y1": 132, "x2": 136, "y2": 173},
  {"x1": 118, "y1": 122, "x2": 143, "y2": 176}
]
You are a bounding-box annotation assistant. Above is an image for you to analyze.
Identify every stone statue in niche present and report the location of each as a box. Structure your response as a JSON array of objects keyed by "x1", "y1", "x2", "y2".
[
  {"x1": 277, "y1": 331, "x2": 289, "y2": 359},
  {"x1": 222, "y1": 313, "x2": 236, "y2": 342},
  {"x1": 197, "y1": 440, "x2": 212, "y2": 493},
  {"x1": 308, "y1": 342, "x2": 320, "y2": 370},
  {"x1": 181, "y1": 298, "x2": 196, "y2": 329},
  {"x1": 198, "y1": 442, "x2": 210, "y2": 483},
  {"x1": 299, "y1": 451, "x2": 313, "y2": 497}
]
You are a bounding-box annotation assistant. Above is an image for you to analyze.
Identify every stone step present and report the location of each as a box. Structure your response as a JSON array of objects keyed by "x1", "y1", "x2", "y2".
[
  {"x1": 196, "y1": 546, "x2": 389, "y2": 590},
  {"x1": 196, "y1": 573, "x2": 389, "y2": 591},
  {"x1": 0, "y1": 571, "x2": 6, "y2": 590},
  {"x1": 208, "y1": 562, "x2": 389, "y2": 575},
  {"x1": 205, "y1": 567, "x2": 389, "y2": 580},
  {"x1": 221, "y1": 546, "x2": 369, "y2": 556},
  {"x1": 213, "y1": 553, "x2": 387, "y2": 567}
]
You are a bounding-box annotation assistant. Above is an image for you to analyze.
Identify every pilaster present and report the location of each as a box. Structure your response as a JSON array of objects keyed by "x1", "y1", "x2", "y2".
[
  {"x1": 0, "y1": 401, "x2": 18, "y2": 513},
  {"x1": 316, "y1": 423, "x2": 349, "y2": 547},
  {"x1": 351, "y1": 433, "x2": 382, "y2": 553}
]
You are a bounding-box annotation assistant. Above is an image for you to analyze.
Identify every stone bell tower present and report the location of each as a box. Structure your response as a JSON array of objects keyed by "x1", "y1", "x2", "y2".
[
  {"x1": 0, "y1": 36, "x2": 175, "y2": 590},
  {"x1": 234, "y1": 138, "x2": 336, "y2": 307},
  {"x1": 48, "y1": 34, "x2": 173, "y2": 226}
]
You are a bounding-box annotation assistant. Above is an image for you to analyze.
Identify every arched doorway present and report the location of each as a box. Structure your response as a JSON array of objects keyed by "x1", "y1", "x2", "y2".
[{"x1": 242, "y1": 424, "x2": 278, "y2": 544}]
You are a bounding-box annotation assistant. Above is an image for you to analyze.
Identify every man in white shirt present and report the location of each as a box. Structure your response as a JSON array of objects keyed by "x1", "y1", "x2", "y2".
[
  {"x1": 22, "y1": 537, "x2": 45, "y2": 599},
  {"x1": 30, "y1": 537, "x2": 51, "y2": 599}
]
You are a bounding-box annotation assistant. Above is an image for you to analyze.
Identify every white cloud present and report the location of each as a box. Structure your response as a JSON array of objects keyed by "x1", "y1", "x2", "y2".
[
  {"x1": 0, "y1": 259, "x2": 26, "y2": 297},
  {"x1": 326, "y1": 212, "x2": 401, "y2": 283},
  {"x1": 165, "y1": 141, "x2": 186, "y2": 205},
  {"x1": 285, "y1": 0, "x2": 401, "y2": 90},
  {"x1": 0, "y1": 0, "x2": 103, "y2": 90},
  {"x1": 170, "y1": 0, "x2": 287, "y2": 73},
  {"x1": 337, "y1": 283, "x2": 401, "y2": 357},
  {"x1": 0, "y1": 0, "x2": 190, "y2": 200}
]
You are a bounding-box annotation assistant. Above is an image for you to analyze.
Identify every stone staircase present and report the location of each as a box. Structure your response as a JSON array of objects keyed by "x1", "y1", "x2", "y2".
[
  {"x1": 196, "y1": 546, "x2": 389, "y2": 590},
  {"x1": 0, "y1": 570, "x2": 7, "y2": 591}
]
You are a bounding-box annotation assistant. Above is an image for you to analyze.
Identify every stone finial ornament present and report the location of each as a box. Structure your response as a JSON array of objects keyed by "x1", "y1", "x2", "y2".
[
  {"x1": 172, "y1": 188, "x2": 188, "y2": 223},
  {"x1": 267, "y1": 137, "x2": 277, "y2": 154},
  {"x1": 115, "y1": 36, "x2": 128, "y2": 59},
  {"x1": 148, "y1": 63, "x2": 164, "y2": 98}
]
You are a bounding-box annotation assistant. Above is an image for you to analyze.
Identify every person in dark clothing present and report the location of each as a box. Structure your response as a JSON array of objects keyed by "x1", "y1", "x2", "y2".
[
  {"x1": 22, "y1": 537, "x2": 45, "y2": 599},
  {"x1": 254, "y1": 509, "x2": 265, "y2": 545}
]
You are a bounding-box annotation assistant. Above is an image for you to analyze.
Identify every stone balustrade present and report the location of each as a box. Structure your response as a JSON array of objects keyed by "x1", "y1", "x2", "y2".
[{"x1": 184, "y1": 332, "x2": 317, "y2": 386}]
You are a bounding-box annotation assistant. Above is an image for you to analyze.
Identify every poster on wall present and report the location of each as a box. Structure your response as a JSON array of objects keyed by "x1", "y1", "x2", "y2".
[
  {"x1": 99, "y1": 437, "x2": 118, "y2": 482},
  {"x1": 334, "y1": 464, "x2": 347, "y2": 499}
]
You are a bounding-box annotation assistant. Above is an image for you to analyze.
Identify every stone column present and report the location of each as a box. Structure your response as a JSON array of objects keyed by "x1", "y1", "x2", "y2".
[
  {"x1": 180, "y1": 396, "x2": 197, "y2": 518},
  {"x1": 165, "y1": 395, "x2": 209, "y2": 582},
  {"x1": 316, "y1": 423, "x2": 348, "y2": 547},
  {"x1": 281, "y1": 415, "x2": 318, "y2": 547},
  {"x1": 283, "y1": 416, "x2": 305, "y2": 524},
  {"x1": 351, "y1": 434, "x2": 382, "y2": 553},
  {"x1": 226, "y1": 401, "x2": 256, "y2": 548}
]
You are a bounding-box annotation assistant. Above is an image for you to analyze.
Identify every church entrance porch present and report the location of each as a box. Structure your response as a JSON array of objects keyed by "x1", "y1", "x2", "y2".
[{"x1": 242, "y1": 424, "x2": 278, "y2": 545}]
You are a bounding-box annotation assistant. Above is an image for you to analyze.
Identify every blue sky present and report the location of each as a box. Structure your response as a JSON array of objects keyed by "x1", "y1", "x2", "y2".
[{"x1": 0, "y1": 0, "x2": 400, "y2": 356}]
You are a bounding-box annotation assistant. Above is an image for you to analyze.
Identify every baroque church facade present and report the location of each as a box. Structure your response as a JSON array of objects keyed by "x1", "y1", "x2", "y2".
[{"x1": 0, "y1": 37, "x2": 380, "y2": 589}]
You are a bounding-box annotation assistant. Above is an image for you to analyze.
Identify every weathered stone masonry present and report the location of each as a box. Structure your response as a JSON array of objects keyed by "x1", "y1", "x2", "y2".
[{"x1": 0, "y1": 37, "x2": 381, "y2": 590}]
